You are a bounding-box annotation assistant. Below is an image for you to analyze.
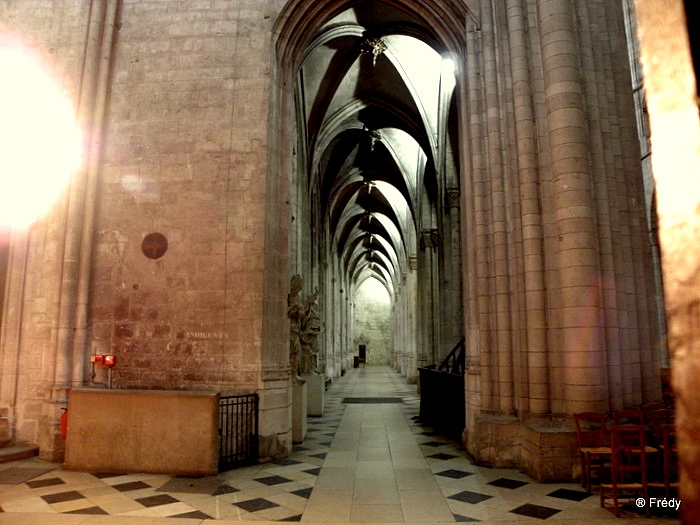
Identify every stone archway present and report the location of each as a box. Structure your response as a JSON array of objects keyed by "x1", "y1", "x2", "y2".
[
  {"x1": 271, "y1": 0, "x2": 471, "y2": 384},
  {"x1": 271, "y1": 0, "x2": 666, "y2": 481}
]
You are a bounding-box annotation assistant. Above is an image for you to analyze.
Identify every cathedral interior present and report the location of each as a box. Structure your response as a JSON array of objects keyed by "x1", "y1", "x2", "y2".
[{"x1": 0, "y1": 0, "x2": 699, "y2": 522}]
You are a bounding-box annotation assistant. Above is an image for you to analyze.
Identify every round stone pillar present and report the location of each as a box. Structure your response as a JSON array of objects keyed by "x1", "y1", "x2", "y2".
[{"x1": 538, "y1": 0, "x2": 606, "y2": 414}]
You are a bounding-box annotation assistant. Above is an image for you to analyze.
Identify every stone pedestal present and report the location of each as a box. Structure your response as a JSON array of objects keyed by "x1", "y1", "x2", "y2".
[
  {"x1": 301, "y1": 374, "x2": 324, "y2": 416},
  {"x1": 0, "y1": 417, "x2": 11, "y2": 447},
  {"x1": 464, "y1": 414, "x2": 577, "y2": 483},
  {"x1": 292, "y1": 379, "x2": 307, "y2": 443}
]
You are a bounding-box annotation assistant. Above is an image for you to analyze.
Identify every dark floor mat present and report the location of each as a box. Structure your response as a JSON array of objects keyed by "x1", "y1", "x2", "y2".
[{"x1": 342, "y1": 397, "x2": 403, "y2": 404}]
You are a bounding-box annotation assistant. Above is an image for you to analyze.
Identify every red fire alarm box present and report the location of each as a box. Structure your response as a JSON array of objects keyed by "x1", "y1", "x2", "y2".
[{"x1": 92, "y1": 355, "x2": 116, "y2": 367}]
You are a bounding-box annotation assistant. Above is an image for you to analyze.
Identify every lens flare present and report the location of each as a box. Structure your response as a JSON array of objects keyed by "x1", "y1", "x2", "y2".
[{"x1": 0, "y1": 42, "x2": 81, "y2": 227}]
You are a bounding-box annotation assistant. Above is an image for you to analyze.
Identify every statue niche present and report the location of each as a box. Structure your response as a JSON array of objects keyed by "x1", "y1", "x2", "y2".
[
  {"x1": 299, "y1": 287, "x2": 320, "y2": 375},
  {"x1": 287, "y1": 274, "x2": 304, "y2": 380},
  {"x1": 288, "y1": 276, "x2": 322, "y2": 377}
]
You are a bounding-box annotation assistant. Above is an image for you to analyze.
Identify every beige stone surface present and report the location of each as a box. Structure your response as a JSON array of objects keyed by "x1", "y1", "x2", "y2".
[{"x1": 64, "y1": 388, "x2": 219, "y2": 476}]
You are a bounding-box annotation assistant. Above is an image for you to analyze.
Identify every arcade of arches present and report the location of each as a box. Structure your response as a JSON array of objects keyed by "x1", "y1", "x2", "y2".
[{"x1": 0, "y1": 0, "x2": 696, "y2": 501}]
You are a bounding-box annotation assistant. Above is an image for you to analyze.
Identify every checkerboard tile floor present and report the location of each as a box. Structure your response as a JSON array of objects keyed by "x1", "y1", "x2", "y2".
[{"x1": 0, "y1": 366, "x2": 680, "y2": 523}]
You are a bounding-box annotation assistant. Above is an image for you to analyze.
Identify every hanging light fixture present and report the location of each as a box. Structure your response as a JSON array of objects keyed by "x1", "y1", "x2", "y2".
[{"x1": 361, "y1": 35, "x2": 387, "y2": 66}]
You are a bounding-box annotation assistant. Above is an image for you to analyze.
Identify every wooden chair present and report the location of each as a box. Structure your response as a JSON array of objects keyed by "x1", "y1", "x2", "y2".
[
  {"x1": 646, "y1": 408, "x2": 674, "y2": 428},
  {"x1": 646, "y1": 408, "x2": 674, "y2": 443},
  {"x1": 612, "y1": 409, "x2": 645, "y2": 426},
  {"x1": 600, "y1": 424, "x2": 650, "y2": 517},
  {"x1": 642, "y1": 402, "x2": 672, "y2": 414},
  {"x1": 648, "y1": 423, "x2": 679, "y2": 498},
  {"x1": 574, "y1": 412, "x2": 611, "y2": 492}
]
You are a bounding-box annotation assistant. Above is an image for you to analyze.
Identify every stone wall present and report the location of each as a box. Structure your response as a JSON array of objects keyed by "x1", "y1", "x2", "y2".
[
  {"x1": 352, "y1": 281, "x2": 392, "y2": 366},
  {"x1": 93, "y1": 0, "x2": 275, "y2": 392},
  {"x1": 0, "y1": 0, "x2": 293, "y2": 461}
]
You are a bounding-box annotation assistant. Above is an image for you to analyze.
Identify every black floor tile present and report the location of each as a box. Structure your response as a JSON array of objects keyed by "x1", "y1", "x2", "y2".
[
  {"x1": 308, "y1": 452, "x2": 327, "y2": 459},
  {"x1": 454, "y1": 514, "x2": 481, "y2": 522},
  {"x1": 304, "y1": 467, "x2": 321, "y2": 476},
  {"x1": 255, "y1": 475, "x2": 293, "y2": 486},
  {"x1": 112, "y1": 481, "x2": 152, "y2": 492},
  {"x1": 279, "y1": 514, "x2": 303, "y2": 521},
  {"x1": 26, "y1": 477, "x2": 65, "y2": 489},
  {"x1": 274, "y1": 458, "x2": 302, "y2": 466},
  {"x1": 291, "y1": 487, "x2": 313, "y2": 499},
  {"x1": 42, "y1": 491, "x2": 85, "y2": 504},
  {"x1": 136, "y1": 494, "x2": 180, "y2": 508},
  {"x1": 448, "y1": 490, "x2": 493, "y2": 504},
  {"x1": 510, "y1": 503, "x2": 561, "y2": 519},
  {"x1": 233, "y1": 497, "x2": 280, "y2": 513},
  {"x1": 172, "y1": 510, "x2": 214, "y2": 519},
  {"x1": 91, "y1": 472, "x2": 123, "y2": 479},
  {"x1": 436, "y1": 469, "x2": 474, "y2": 479},
  {"x1": 547, "y1": 488, "x2": 591, "y2": 502},
  {"x1": 212, "y1": 484, "x2": 239, "y2": 496},
  {"x1": 65, "y1": 506, "x2": 108, "y2": 515},
  {"x1": 427, "y1": 453, "x2": 458, "y2": 460},
  {"x1": 487, "y1": 477, "x2": 528, "y2": 489},
  {"x1": 421, "y1": 440, "x2": 449, "y2": 447}
]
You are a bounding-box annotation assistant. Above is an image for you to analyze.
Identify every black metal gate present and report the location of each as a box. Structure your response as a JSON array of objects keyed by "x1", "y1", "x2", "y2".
[{"x1": 218, "y1": 393, "x2": 259, "y2": 471}]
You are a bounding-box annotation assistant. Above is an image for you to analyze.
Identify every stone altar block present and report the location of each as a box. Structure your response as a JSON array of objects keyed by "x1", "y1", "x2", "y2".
[
  {"x1": 301, "y1": 374, "x2": 324, "y2": 416},
  {"x1": 292, "y1": 379, "x2": 307, "y2": 443}
]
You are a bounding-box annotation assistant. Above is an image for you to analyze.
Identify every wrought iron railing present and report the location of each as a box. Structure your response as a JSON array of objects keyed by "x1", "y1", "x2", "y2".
[
  {"x1": 418, "y1": 337, "x2": 466, "y2": 439},
  {"x1": 218, "y1": 393, "x2": 258, "y2": 471}
]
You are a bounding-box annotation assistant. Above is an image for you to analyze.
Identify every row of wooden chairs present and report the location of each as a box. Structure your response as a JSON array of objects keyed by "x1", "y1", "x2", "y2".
[{"x1": 574, "y1": 406, "x2": 678, "y2": 517}]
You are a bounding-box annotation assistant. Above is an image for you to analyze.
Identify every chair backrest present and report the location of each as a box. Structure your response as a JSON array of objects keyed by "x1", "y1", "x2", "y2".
[
  {"x1": 657, "y1": 423, "x2": 677, "y2": 448},
  {"x1": 642, "y1": 402, "x2": 672, "y2": 412},
  {"x1": 610, "y1": 424, "x2": 648, "y2": 484},
  {"x1": 612, "y1": 409, "x2": 644, "y2": 426},
  {"x1": 657, "y1": 423, "x2": 679, "y2": 484},
  {"x1": 647, "y1": 408, "x2": 675, "y2": 428},
  {"x1": 574, "y1": 412, "x2": 607, "y2": 448}
]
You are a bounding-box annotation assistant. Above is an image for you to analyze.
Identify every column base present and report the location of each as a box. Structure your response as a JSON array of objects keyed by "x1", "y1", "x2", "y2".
[
  {"x1": 300, "y1": 374, "x2": 324, "y2": 416},
  {"x1": 464, "y1": 415, "x2": 577, "y2": 482},
  {"x1": 292, "y1": 379, "x2": 307, "y2": 443}
]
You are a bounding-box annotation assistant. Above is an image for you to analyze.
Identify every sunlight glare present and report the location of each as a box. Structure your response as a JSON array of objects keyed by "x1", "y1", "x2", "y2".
[{"x1": 0, "y1": 43, "x2": 81, "y2": 227}]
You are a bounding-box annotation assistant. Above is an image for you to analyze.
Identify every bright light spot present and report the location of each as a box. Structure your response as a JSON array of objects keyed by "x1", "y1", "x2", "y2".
[
  {"x1": 355, "y1": 277, "x2": 391, "y2": 304},
  {"x1": 441, "y1": 57, "x2": 456, "y2": 92},
  {"x1": 0, "y1": 44, "x2": 81, "y2": 227}
]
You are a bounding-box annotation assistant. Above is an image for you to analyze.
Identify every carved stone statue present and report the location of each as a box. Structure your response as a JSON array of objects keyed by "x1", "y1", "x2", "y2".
[
  {"x1": 299, "y1": 287, "x2": 320, "y2": 374},
  {"x1": 287, "y1": 274, "x2": 305, "y2": 379}
]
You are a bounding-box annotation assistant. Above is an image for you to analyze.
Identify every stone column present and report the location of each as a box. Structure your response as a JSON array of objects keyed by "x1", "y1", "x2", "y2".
[
  {"x1": 42, "y1": 0, "x2": 121, "y2": 462},
  {"x1": 417, "y1": 230, "x2": 440, "y2": 368},
  {"x1": 441, "y1": 188, "x2": 464, "y2": 358},
  {"x1": 481, "y1": 0, "x2": 514, "y2": 415},
  {"x1": 506, "y1": 0, "x2": 549, "y2": 416},
  {"x1": 405, "y1": 259, "x2": 418, "y2": 383},
  {"x1": 537, "y1": 0, "x2": 606, "y2": 414},
  {"x1": 463, "y1": 17, "x2": 493, "y2": 414}
]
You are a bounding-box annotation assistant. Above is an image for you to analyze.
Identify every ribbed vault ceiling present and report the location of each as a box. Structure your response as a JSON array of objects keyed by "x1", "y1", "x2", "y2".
[{"x1": 298, "y1": 1, "x2": 456, "y2": 297}]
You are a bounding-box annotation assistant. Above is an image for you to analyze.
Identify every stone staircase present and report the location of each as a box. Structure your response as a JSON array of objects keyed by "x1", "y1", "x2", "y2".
[{"x1": 0, "y1": 417, "x2": 38, "y2": 464}]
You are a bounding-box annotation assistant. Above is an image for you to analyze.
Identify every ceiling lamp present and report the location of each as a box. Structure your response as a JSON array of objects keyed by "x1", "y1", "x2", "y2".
[{"x1": 361, "y1": 36, "x2": 387, "y2": 66}]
